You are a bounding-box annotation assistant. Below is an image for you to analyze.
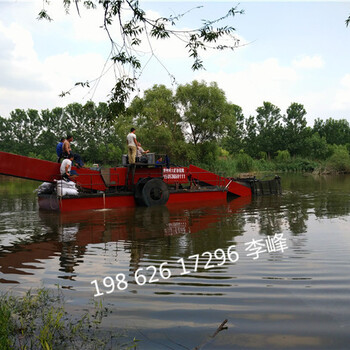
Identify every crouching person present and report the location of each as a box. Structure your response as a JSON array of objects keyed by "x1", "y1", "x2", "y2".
[{"x1": 60, "y1": 154, "x2": 78, "y2": 181}]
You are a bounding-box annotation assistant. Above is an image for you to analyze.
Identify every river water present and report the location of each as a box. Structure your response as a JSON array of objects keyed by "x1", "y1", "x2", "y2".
[{"x1": 0, "y1": 174, "x2": 349, "y2": 349}]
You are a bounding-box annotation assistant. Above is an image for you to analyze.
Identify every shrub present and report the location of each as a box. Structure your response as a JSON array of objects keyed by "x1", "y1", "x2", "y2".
[
  {"x1": 254, "y1": 158, "x2": 275, "y2": 172},
  {"x1": 326, "y1": 147, "x2": 350, "y2": 172},
  {"x1": 303, "y1": 133, "x2": 332, "y2": 160},
  {"x1": 0, "y1": 288, "x2": 138, "y2": 350},
  {"x1": 275, "y1": 150, "x2": 291, "y2": 161},
  {"x1": 218, "y1": 147, "x2": 230, "y2": 158},
  {"x1": 236, "y1": 152, "x2": 254, "y2": 172},
  {"x1": 258, "y1": 151, "x2": 267, "y2": 160},
  {"x1": 211, "y1": 157, "x2": 237, "y2": 177},
  {"x1": 272, "y1": 157, "x2": 318, "y2": 172}
]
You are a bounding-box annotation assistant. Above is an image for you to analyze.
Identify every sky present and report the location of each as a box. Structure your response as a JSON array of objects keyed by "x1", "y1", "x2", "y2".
[{"x1": 0, "y1": 0, "x2": 349, "y2": 125}]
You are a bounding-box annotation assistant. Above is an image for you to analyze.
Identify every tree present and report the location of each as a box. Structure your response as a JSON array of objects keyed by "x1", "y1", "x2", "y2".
[
  {"x1": 62, "y1": 102, "x2": 123, "y2": 164},
  {"x1": 0, "y1": 117, "x2": 13, "y2": 153},
  {"x1": 175, "y1": 80, "x2": 236, "y2": 163},
  {"x1": 0, "y1": 103, "x2": 124, "y2": 164},
  {"x1": 0, "y1": 109, "x2": 43, "y2": 156},
  {"x1": 176, "y1": 81, "x2": 234, "y2": 145},
  {"x1": 302, "y1": 132, "x2": 331, "y2": 160},
  {"x1": 127, "y1": 84, "x2": 189, "y2": 163},
  {"x1": 313, "y1": 118, "x2": 350, "y2": 146},
  {"x1": 255, "y1": 102, "x2": 283, "y2": 159},
  {"x1": 38, "y1": 1, "x2": 243, "y2": 113},
  {"x1": 220, "y1": 104, "x2": 245, "y2": 155},
  {"x1": 282, "y1": 102, "x2": 308, "y2": 156},
  {"x1": 326, "y1": 145, "x2": 350, "y2": 172},
  {"x1": 243, "y1": 115, "x2": 259, "y2": 157}
]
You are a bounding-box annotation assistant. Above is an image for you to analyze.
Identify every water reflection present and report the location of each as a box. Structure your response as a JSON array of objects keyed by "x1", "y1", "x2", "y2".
[
  {"x1": 1, "y1": 175, "x2": 350, "y2": 349},
  {"x1": 0, "y1": 197, "x2": 250, "y2": 281},
  {"x1": 2, "y1": 173, "x2": 350, "y2": 283}
]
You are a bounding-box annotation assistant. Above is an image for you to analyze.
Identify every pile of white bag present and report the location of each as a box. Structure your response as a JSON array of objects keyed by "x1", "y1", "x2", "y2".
[
  {"x1": 56, "y1": 180, "x2": 79, "y2": 196},
  {"x1": 35, "y1": 182, "x2": 55, "y2": 194}
]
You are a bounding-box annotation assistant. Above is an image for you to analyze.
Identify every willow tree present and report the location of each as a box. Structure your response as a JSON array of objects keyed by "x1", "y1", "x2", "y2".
[{"x1": 38, "y1": 1, "x2": 243, "y2": 114}]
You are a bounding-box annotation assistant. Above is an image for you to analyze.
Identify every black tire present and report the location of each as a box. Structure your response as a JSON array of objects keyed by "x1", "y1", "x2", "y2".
[
  {"x1": 134, "y1": 177, "x2": 150, "y2": 206},
  {"x1": 141, "y1": 178, "x2": 169, "y2": 207}
]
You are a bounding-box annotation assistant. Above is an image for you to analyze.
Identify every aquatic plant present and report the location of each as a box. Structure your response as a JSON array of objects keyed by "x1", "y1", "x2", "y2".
[{"x1": 0, "y1": 288, "x2": 138, "y2": 350}]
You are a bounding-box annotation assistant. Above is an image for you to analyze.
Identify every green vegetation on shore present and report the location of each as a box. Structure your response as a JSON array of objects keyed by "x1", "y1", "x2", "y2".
[
  {"x1": 1, "y1": 81, "x2": 349, "y2": 175},
  {"x1": 208, "y1": 150, "x2": 350, "y2": 178},
  {"x1": 0, "y1": 288, "x2": 138, "y2": 350}
]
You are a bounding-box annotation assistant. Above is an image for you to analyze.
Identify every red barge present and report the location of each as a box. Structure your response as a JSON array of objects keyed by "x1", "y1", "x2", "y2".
[{"x1": 0, "y1": 151, "x2": 281, "y2": 212}]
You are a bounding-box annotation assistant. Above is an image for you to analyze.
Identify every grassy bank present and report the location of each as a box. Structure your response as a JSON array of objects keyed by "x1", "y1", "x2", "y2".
[
  {"x1": 0, "y1": 176, "x2": 38, "y2": 195},
  {"x1": 199, "y1": 153, "x2": 350, "y2": 178},
  {"x1": 0, "y1": 288, "x2": 138, "y2": 350}
]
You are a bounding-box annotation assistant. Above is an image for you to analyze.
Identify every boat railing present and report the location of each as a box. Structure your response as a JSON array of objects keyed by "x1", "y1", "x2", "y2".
[{"x1": 54, "y1": 167, "x2": 232, "y2": 192}]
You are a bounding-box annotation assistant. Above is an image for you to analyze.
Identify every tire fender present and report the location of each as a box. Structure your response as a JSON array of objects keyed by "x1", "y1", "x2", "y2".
[{"x1": 141, "y1": 178, "x2": 169, "y2": 207}]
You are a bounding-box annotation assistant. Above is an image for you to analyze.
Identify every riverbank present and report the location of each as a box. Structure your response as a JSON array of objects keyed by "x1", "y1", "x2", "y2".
[{"x1": 202, "y1": 152, "x2": 350, "y2": 178}]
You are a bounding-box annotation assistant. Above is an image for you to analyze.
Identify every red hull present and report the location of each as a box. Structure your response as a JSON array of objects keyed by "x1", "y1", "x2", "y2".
[
  {"x1": 38, "y1": 190, "x2": 228, "y2": 212},
  {"x1": 0, "y1": 151, "x2": 252, "y2": 197},
  {"x1": 1, "y1": 150, "x2": 255, "y2": 212}
]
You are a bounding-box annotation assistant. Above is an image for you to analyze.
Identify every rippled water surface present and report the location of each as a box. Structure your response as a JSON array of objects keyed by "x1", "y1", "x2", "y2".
[{"x1": 1, "y1": 174, "x2": 350, "y2": 349}]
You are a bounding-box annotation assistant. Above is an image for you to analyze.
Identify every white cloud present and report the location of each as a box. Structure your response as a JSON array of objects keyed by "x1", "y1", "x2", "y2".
[
  {"x1": 193, "y1": 57, "x2": 342, "y2": 124},
  {"x1": 0, "y1": 2, "x2": 349, "y2": 125},
  {"x1": 0, "y1": 3, "x2": 250, "y2": 118},
  {"x1": 5, "y1": 23, "x2": 36, "y2": 61},
  {"x1": 71, "y1": 7, "x2": 108, "y2": 42},
  {"x1": 340, "y1": 74, "x2": 350, "y2": 88},
  {"x1": 0, "y1": 17, "x2": 114, "y2": 118},
  {"x1": 195, "y1": 58, "x2": 299, "y2": 116},
  {"x1": 0, "y1": 20, "x2": 49, "y2": 94},
  {"x1": 332, "y1": 74, "x2": 350, "y2": 112},
  {"x1": 292, "y1": 55, "x2": 325, "y2": 69}
]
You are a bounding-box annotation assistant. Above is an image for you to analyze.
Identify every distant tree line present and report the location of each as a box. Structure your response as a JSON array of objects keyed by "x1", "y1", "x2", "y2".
[{"x1": 1, "y1": 81, "x2": 350, "y2": 170}]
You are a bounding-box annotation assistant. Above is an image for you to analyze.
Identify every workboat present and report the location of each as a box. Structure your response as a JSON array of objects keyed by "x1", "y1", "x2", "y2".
[{"x1": 0, "y1": 151, "x2": 281, "y2": 212}]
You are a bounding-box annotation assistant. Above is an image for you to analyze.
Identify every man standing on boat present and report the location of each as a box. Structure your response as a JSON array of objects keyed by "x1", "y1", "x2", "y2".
[{"x1": 127, "y1": 128, "x2": 138, "y2": 164}]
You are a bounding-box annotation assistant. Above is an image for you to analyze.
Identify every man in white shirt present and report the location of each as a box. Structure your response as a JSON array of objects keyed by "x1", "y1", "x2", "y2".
[
  {"x1": 126, "y1": 128, "x2": 138, "y2": 164},
  {"x1": 60, "y1": 154, "x2": 78, "y2": 180}
]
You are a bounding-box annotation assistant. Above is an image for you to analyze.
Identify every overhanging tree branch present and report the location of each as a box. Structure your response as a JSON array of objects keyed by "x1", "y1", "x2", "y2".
[{"x1": 38, "y1": 1, "x2": 244, "y2": 114}]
